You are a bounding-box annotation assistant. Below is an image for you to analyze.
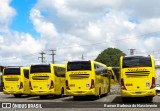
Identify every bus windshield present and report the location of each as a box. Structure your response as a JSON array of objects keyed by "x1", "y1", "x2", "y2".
[
  {"x1": 4, "y1": 68, "x2": 20, "y2": 75},
  {"x1": 67, "y1": 61, "x2": 91, "y2": 71},
  {"x1": 122, "y1": 56, "x2": 152, "y2": 68},
  {"x1": 30, "y1": 65, "x2": 51, "y2": 73}
]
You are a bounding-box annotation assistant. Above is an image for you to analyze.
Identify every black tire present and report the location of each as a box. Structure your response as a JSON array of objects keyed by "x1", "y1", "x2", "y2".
[
  {"x1": 73, "y1": 96, "x2": 81, "y2": 100},
  {"x1": 39, "y1": 95, "x2": 47, "y2": 99},
  {"x1": 146, "y1": 97, "x2": 153, "y2": 102},
  {"x1": 97, "y1": 88, "x2": 101, "y2": 99},
  {"x1": 61, "y1": 88, "x2": 64, "y2": 98},
  {"x1": 121, "y1": 97, "x2": 128, "y2": 102},
  {"x1": 14, "y1": 94, "x2": 22, "y2": 98}
]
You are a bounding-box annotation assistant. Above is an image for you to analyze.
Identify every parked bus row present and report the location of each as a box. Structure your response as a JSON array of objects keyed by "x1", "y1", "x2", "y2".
[
  {"x1": 1, "y1": 54, "x2": 157, "y2": 102},
  {"x1": 2, "y1": 60, "x2": 118, "y2": 99}
]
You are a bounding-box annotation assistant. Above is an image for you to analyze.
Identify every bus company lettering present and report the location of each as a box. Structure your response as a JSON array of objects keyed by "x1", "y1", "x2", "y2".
[
  {"x1": 128, "y1": 69, "x2": 147, "y2": 72},
  {"x1": 71, "y1": 72, "x2": 87, "y2": 74}
]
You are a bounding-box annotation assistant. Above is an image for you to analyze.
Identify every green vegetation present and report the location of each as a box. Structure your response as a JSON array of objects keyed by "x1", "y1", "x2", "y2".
[{"x1": 95, "y1": 48, "x2": 126, "y2": 67}]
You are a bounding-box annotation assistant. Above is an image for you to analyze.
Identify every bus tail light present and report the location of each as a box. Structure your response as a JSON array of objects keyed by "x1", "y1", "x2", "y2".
[
  {"x1": 66, "y1": 80, "x2": 70, "y2": 90},
  {"x1": 150, "y1": 77, "x2": 155, "y2": 89},
  {"x1": 29, "y1": 81, "x2": 33, "y2": 90},
  {"x1": 50, "y1": 80, "x2": 54, "y2": 89},
  {"x1": 90, "y1": 79, "x2": 95, "y2": 89},
  {"x1": 19, "y1": 82, "x2": 23, "y2": 89},
  {"x1": 121, "y1": 79, "x2": 126, "y2": 90}
]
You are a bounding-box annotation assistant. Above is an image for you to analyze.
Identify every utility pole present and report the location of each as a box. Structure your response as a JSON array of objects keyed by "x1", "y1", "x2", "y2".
[
  {"x1": 50, "y1": 49, "x2": 56, "y2": 63},
  {"x1": 38, "y1": 51, "x2": 46, "y2": 63},
  {"x1": 82, "y1": 54, "x2": 84, "y2": 60},
  {"x1": 129, "y1": 49, "x2": 136, "y2": 55}
]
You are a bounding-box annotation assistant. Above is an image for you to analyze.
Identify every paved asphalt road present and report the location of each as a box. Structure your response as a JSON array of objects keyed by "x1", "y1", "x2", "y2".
[{"x1": 0, "y1": 92, "x2": 160, "y2": 111}]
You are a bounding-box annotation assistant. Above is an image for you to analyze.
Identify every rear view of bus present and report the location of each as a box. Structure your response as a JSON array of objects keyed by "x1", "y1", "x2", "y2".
[
  {"x1": 66, "y1": 60, "x2": 109, "y2": 99},
  {"x1": 120, "y1": 55, "x2": 156, "y2": 102},
  {"x1": 3, "y1": 67, "x2": 30, "y2": 97},
  {"x1": 29, "y1": 64, "x2": 66, "y2": 99}
]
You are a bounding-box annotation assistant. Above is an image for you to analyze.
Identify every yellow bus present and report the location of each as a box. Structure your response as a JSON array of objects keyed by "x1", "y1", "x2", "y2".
[
  {"x1": 3, "y1": 67, "x2": 30, "y2": 97},
  {"x1": 107, "y1": 67, "x2": 119, "y2": 84},
  {"x1": 120, "y1": 55, "x2": 156, "y2": 102},
  {"x1": 29, "y1": 64, "x2": 66, "y2": 99},
  {"x1": 66, "y1": 60, "x2": 110, "y2": 99}
]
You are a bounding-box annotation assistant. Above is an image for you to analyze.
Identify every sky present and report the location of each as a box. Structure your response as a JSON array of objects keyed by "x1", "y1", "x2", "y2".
[{"x1": 1, "y1": 0, "x2": 160, "y2": 66}]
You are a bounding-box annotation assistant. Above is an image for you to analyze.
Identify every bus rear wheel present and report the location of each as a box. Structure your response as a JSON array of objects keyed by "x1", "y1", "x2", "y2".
[
  {"x1": 73, "y1": 96, "x2": 81, "y2": 100},
  {"x1": 146, "y1": 97, "x2": 153, "y2": 102},
  {"x1": 61, "y1": 88, "x2": 64, "y2": 97},
  {"x1": 14, "y1": 94, "x2": 22, "y2": 98},
  {"x1": 39, "y1": 95, "x2": 47, "y2": 99},
  {"x1": 97, "y1": 88, "x2": 101, "y2": 99},
  {"x1": 121, "y1": 97, "x2": 128, "y2": 102}
]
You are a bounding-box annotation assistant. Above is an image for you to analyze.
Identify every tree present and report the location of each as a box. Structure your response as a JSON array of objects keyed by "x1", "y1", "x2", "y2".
[{"x1": 95, "y1": 47, "x2": 126, "y2": 67}]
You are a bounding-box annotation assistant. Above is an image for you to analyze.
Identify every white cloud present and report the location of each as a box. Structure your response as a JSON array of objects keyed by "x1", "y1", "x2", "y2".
[
  {"x1": 87, "y1": 22, "x2": 101, "y2": 39},
  {"x1": 27, "y1": 0, "x2": 160, "y2": 63},
  {"x1": 0, "y1": 0, "x2": 16, "y2": 32},
  {"x1": 0, "y1": 32, "x2": 44, "y2": 66},
  {"x1": 0, "y1": 35, "x2": 4, "y2": 43},
  {"x1": 30, "y1": 9, "x2": 58, "y2": 37},
  {"x1": 2, "y1": 0, "x2": 160, "y2": 66}
]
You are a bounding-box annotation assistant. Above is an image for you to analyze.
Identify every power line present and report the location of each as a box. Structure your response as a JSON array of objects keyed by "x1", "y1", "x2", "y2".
[
  {"x1": 1, "y1": 30, "x2": 160, "y2": 62},
  {"x1": 82, "y1": 54, "x2": 84, "y2": 60}
]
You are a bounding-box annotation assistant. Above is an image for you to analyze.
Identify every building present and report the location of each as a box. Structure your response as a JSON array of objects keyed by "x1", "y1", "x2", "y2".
[{"x1": 155, "y1": 59, "x2": 160, "y2": 84}]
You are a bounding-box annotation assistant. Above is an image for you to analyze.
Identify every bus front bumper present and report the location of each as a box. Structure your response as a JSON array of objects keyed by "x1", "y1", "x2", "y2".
[
  {"x1": 121, "y1": 89, "x2": 156, "y2": 97},
  {"x1": 30, "y1": 90, "x2": 54, "y2": 95},
  {"x1": 66, "y1": 89, "x2": 96, "y2": 96}
]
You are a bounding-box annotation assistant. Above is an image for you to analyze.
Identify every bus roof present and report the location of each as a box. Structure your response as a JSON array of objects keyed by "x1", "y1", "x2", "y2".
[
  {"x1": 123, "y1": 54, "x2": 153, "y2": 58},
  {"x1": 30, "y1": 64, "x2": 65, "y2": 67},
  {"x1": 67, "y1": 60, "x2": 91, "y2": 62},
  {"x1": 5, "y1": 66, "x2": 23, "y2": 69}
]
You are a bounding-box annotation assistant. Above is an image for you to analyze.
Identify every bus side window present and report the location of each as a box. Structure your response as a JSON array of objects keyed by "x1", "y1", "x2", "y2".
[
  {"x1": 94, "y1": 64, "x2": 101, "y2": 75},
  {"x1": 102, "y1": 68, "x2": 108, "y2": 77},
  {"x1": 54, "y1": 66, "x2": 65, "y2": 77},
  {"x1": 60, "y1": 67, "x2": 65, "y2": 77},
  {"x1": 24, "y1": 70, "x2": 29, "y2": 79}
]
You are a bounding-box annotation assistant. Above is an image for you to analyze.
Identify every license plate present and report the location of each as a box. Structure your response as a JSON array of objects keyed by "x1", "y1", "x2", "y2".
[
  {"x1": 135, "y1": 92, "x2": 141, "y2": 94},
  {"x1": 39, "y1": 91, "x2": 43, "y2": 93},
  {"x1": 10, "y1": 90, "x2": 14, "y2": 93},
  {"x1": 69, "y1": 84, "x2": 75, "y2": 87},
  {"x1": 77, "y1": 91, "x2": 83, "y2": 93}
]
